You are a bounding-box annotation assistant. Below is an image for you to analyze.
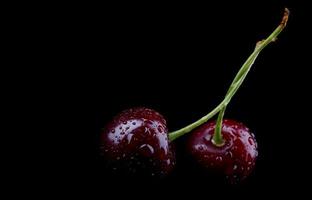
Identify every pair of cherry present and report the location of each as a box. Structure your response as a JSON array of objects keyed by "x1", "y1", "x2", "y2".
[{"x1": 100, "y1": 9, "x2": 288, "y2": 184}]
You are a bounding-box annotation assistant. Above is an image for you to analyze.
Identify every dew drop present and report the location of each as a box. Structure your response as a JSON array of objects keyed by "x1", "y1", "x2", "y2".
[
  {"x1": 132, "y1": 122, "x2": 136, "y2": 125},
  {"x1": 233, "y1": 165, "x2": 238, "y2": 170},
  {"x1": 116, "y1": 156, "x2": 120, "y2": 160},
  {"x1": 226, "y1": 151, "x2": 233, "y2": 158},
  {"x1": 104, "y1": 149, "x2": 108, "y2": 152},
  {"x1": 123, "y1": 121, "x2": 127, "y2": 124},
  {"x1": 157, "y1": 126, "x2": 163, "y2": 132},
  {"x1": 111, "y1": 129, "x2": 115, "y2": 133},
  {"x1": 248, "y1": 137, "x2": 254, "y2": 145},
  {"x1": 139, "y1": 144, "x2": 155, "y2": 155},
  {"x1": 130, "y1": 156, "x2": 134, "y2": 160},
  {"x1": 216, "y1": 156, "x2": 223, "y2": 162},
  {"x1": 204, "y1": 134, "x2": 212, "y2": 142},
  {"x1": 122, "y1": 153, "x2": 126, "y2": 158},
  {"x1": 119, "y1": 126, "x2": 122, "y2": 130},
  {"x1": 126, "y1": 127, "x2": 130, "y2": 130},
  {"x1": 127, "y1": 134, "x2": 133, "y2": 143},
  {"x1": 144, "y1": 127, "x2": 150, "y2": 133},
  {"x1": 151, "y1": 173, "x2": 155, "y2": 176}
]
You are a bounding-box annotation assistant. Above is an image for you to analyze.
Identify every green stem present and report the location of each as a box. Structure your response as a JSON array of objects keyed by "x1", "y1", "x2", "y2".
[
  {"x1": 168, "y1": 8, "x2": 289, "y2": 142},
  {"x1": 212, "y1": 50, "x2": 260, "y2": 145},
  {"x1": 212, "y1": 106, "x2": 225, "y2": 146}
]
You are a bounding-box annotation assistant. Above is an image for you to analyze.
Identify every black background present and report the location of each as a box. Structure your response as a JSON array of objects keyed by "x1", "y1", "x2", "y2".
[{"x1": 17, "y1": 0, "x2": 311, "y2": 198}]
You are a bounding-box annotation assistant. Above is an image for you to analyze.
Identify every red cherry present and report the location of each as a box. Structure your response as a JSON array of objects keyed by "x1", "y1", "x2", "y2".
[
  {"x1": 187, "y1": 119, "x2": 258, "y2": 183},
  {"x1": 100, "y1": 107, "x2": 175, "y2": 177}
]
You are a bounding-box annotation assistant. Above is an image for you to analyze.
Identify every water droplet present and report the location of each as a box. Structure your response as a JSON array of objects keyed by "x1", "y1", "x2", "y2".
[
  {"x1": 132, "y1": 122, "x2": 136, "y2": 125},
  {"x1": 247, "y1": 167, "x2": 250, "y2": 171},
  {"x1": 127, "y1": 134, "x2": 133, "y2": 143},
  {"x1": 226, "y1": 151, "x2": 233, "y2": 158},
  {"x1": 233, "y1": 165, "x2": 238, "y2": 170},
  {"x1": 122, "y1": 153, "x2": 126, "y2": 158},
  {"x1": 248, "y1": 137, "x2": 254, "y2": 145},
  {"x1": 104, "y1": 149, "x2": 108, "y2": 152},
  {"x1": 123, "y1": 121, "x2": 127, "y2": 124},
  {"x1": 157, "y1": 126, "x2": 163, "y2": 132},
  {"x1": 166, "y1": 159, "x2": 171, "y2": 165},
  {"x1": 119, "y1": 126, "x2": 122, "y2": 130},
  {"x1": 126, "y1": 127, "x2": 129, "y2": 130},
  {"x1": 130, "y1": 156, "x2": 134, "y2": 160},
  {"x1": 116, "y1": 156, "x2": 120, "y2": 160},
  {"x1": 216, "y1": 156, "x2": 223, "y2": 162},
  {"x1": 198, "y1": 146, "x2": 203, "y2": 151},
  {"x1": 248, "y1": 161, "x2": 252, "y2": 165},
  {"x1": 120, "y1": 131, "x2": 125, "y2": 135},
  {"x1": 111, "y1": 129, "x2": 115, "y2": 133},
  {"x1": 204, "y1": 134, "x2": 211, "y2": 142},
  {"x1": 139, "y1": 144, "x2": 155, "y2": 155},
  {"x1": 151, "y1": 173, "x2": 155, "y2": 176},
  {"x1": 144, "y1": 127, "x2": 150, "y2": 134}
]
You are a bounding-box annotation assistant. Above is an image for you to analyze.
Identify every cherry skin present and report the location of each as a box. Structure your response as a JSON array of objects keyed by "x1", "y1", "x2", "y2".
[
  {"x1": 100, "y1": 107, "x2": 175, "y2": 177},
  {"x1": 187, "y1": 119, "x2": 258, "y2": 183}
]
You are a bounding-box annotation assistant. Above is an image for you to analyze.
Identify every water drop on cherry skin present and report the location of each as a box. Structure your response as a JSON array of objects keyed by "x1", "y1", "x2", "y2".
[
  {"x1": 187, "y1": 119, "x2": 258, "y2": 183},
  {"x1": 100, "y1": 107, "x2": 175, "y2": 177}
]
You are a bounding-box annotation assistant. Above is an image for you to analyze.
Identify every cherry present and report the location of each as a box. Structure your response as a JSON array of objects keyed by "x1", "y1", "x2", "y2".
[
  {"x1": 100, "y1": 107, "x2": 175, "y2": 177},
  {"x1": 187, "y1": 119, "x2": 258, "y2": 183},
  {"x1": 168, "y1": 8, "x2": 288, "y2": 183},
  {"x1": 99, "y1": 9, "x2": 289, "y2": 180}
]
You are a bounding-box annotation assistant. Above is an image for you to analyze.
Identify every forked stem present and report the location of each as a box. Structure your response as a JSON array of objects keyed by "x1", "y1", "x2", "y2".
[{"x1": 169, "y1": 8, "x2": 289, "y2": 143}]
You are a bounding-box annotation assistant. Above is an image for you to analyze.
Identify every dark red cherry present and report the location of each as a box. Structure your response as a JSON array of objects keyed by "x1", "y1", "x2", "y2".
[
  {"x1": 100, "y1": 107, "x2": 175, "y2": 177},
  {"x1": 187, "y1": 119, "x2": 258, "y2": 183}
]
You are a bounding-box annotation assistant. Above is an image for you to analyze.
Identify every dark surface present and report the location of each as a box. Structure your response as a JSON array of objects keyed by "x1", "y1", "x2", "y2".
[{"x1": 22, "y1": 0, "x2": 310, "y2": 198}]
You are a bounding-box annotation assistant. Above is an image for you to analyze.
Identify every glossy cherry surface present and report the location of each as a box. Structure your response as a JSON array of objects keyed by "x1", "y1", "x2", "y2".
[
  {"x1": 100, "y1": 107, "x2": 175, "y2": 177},
  {"x1": 187, "y1": 119, "x2": 258, "y2": 183}
]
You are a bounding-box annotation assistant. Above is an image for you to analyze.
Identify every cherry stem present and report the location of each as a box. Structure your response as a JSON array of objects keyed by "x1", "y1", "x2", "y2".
[{"x1": 168, "y1": 8, "x2": 289, "y2": 143}]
